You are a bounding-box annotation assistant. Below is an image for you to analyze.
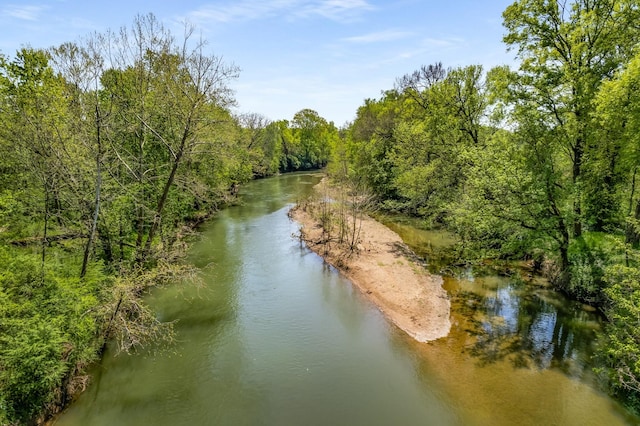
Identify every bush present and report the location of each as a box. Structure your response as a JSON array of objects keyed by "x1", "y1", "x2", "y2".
[
  {"x1": 602, "y1": 261, "x2": 640, "y2": 412},
  {"x1": 0, "y1": 316, "x2": 67, "y2": 422},
  {"x1": 0, "y1": 247, "x2": 108, "y2": 424},
  {"x1": 565, "y1": 233, "x2": 610, "y2": 305}
]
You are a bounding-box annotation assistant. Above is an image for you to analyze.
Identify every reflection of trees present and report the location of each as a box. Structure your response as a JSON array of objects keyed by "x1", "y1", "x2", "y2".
[{"x1": 457, "y1": 284, "x2": 599, "y2": 379}]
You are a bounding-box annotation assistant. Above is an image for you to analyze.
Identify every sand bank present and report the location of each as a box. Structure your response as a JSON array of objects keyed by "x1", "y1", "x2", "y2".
[{"x1": 289, "y1": 200, "x2": 450, "y2": 342}]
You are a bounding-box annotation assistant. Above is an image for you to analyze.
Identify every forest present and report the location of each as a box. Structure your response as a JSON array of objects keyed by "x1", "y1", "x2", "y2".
[
  {"x1": 0, "y1": 14, "x2": 338, "y2": 424},
  {"x1": 334, "y1": 0, "x2": 640, "y2": 412},
  {"x1": 2, "y1": 0, "x2": 640, "y2": 424}
]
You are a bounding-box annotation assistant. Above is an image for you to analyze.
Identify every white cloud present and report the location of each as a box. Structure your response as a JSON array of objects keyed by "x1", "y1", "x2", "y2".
[
  {"x1": 2, "y1": 4, "x2": 48, "y2": 21},
  {"x1": 343, "y1": 29, "x2": 414, "y2": 44},
  {"x1": 187, "y1": 0, "x2": 296, "y2": 23},
  {"x1": 67, "y1": 17, "x2": 101, "y2": 32},
  {"x1": 185, "y1": 0, "x2": 373, "y2": 24},
  {"x1": 387, "y1": 37, "x2": 464, "y2": 63},
  {"x1": 295, "y1": 0, "x2": 374, "y2": 22},
  {"x1": 421, "y1": 37, "x2": 463, "y2": 48}
]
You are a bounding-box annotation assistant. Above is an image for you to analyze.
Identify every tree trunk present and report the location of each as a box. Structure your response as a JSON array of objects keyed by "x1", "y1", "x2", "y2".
[
  {"x1": 135, "y1": 118, "x2": 146, "y2": 249},
  {"x1": 119, "y1": 221, "x2": 125, "y2": 261},
  {"x1": 41, "y1": 184, "x2": 49, "y2": 283},
  {"x1": 137, "y1": 108, "x2": 194, "y2": 263},
  {"x1": 573, "y1": 134, "x2": 584, "y2": 238},
  {"x1": 554, "y1": 237, "x2": 571, "y2": 291},
  {"x1": 81, "y1": 105, "x2": 102, "y2": 278},
  {"x1": 98, "y1": 220, "x2": 114, "y2": 264},
  {"x1": 626, "y1": 199, "x2": 640, "y2": 247},
  {"x1": 138, "y1": 150, "x2": 182, "y2": 262},
  {"x1": 626, "y1": 168, "x2": 639, "y2": 247},
  {"x1": 556, "y1": 213, "x2": 572, "y2": 289}
]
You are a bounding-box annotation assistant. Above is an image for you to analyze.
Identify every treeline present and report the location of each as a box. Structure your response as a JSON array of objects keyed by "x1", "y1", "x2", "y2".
[
  {"x1": 0, "y1": 14, "x2": 337, "y2": 425},
  {"x1": 330, "y1": 0, "x2": 640, "y2": 410}
]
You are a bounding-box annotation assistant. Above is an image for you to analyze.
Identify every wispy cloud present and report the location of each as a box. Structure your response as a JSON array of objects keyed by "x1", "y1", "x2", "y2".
[
  {"x1": 421, "y1": 37, "x2": 463, "y2": 48},
  {"x1": 185, "y1": 0, "x2": 374, "y2": 24},
  {"x1": 295, "y1": 0, "x2": 374, "y2": 22},
  {"x1": 2, "y1": 4, "x2": 48, "y2": 21},
  {"x1": 388, "y1": 37, "x2": 465, "y2": 62},
  {"x1": 336, "y1": 36, "x2": 466, "y2": 73},
  {"x1": 187, "y1": 0, "x2": 297, "y2": 23},
  {"x1": 67, "y1": 16, "x2": 101, "y2": 32},
  {"x1": 343, "y1": 29, "x2": 414, "y2": 44}
]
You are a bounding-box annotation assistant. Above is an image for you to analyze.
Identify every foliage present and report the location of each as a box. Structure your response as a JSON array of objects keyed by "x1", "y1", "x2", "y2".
[
  {"x1": 346, "y1": 91, "x2": 403, "y2": 201},
  {"x1": 595, "y1": 49, "x2": 640, "y2": 245},
  {"x1": 0, "y1": 247, "x2": 108, "y2": 423},
  {"x1": 6, "y1": 0, "x2": 640, "y2": 419},
  {"x1": 0, "y1": 13, "x2": 338, "y2": 425},
  {"x1": 602, "y1": 246, "x2": 640, "y2": 409},
  {"x1": 502, "y1": 0, "x2": 640, "y2": 235},
  {"x1": 289, "y1": 109, "x2": 338, "y2": 171},
  {"x1": 331, "y1": 0, "x2": 640, "y2": 409}
]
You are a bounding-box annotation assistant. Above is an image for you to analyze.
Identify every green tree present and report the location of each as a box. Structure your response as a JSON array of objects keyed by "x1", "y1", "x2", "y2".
[
  {"x1": 347, "y1": 91, "x2": 404, "y2": 201},
  {"x1": 0, "y1": 48, "x2": 75, "y2": 272},
  {"x1": 265, "y1": 120, "x2": 298, "y2": 172},
  {"x1": 237, "y1": 113, "x2": 280, "y2": 177},
  {"x1": 290, "y1": 108, "x2": 335, "y2": 170},
  {"x1": 72, "y1": 14, "x2": 240, "y2": 263},
  {"x1": 595, "y1": 51, "x2": 640, "y2": 245},
  {"x1": 50, "y1": 38, "x2": 114, "y2": 276},
  {"x1": 0, "y1": 14, "x2": 248, "y2": 424},
  {"x1": 392, "y1": 64, "x2": 490, "y2": 219},
  {"x1": 503, "y1": 0, "x2": 640, "y2": 236}
]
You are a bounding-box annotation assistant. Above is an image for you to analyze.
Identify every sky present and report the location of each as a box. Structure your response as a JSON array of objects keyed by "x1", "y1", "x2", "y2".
[{"x1": 0, "y1": 0, "x2": 517, "y2": 126}]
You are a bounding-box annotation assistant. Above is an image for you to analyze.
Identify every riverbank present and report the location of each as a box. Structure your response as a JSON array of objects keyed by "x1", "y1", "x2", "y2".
[{"x1": 289, "y1": 193, "x2": 451, "y2": 342}]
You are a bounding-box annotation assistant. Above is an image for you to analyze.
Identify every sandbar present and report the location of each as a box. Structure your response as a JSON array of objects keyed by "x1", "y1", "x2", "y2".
[{"x1": 289, "y1": 198, "x2": 451, "y2": 342}]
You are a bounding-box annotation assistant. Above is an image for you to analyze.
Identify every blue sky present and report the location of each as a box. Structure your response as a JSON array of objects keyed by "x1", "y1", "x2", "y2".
[{"x1": 1, "y1": 0, "x2": 516, "y2": 125}]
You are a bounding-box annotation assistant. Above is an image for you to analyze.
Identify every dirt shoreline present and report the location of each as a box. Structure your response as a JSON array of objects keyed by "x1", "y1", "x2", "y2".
[{"x1": 289, "y1": 202, "x2": 451, "y2": 343}]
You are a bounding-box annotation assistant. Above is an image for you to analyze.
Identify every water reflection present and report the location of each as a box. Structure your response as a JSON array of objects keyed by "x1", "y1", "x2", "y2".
[
  {"x1": 381, "y1": 215, "x2": 603, "y2": 382},
  {"x1": 453, "y1": 277, "x2": 598, "y2": 380},
  {"x1": 54, "y1": 176, "x2": 638, "y2": 426},
  {"x1": 380, "y1": 216, "x2": 640, "y2": 425}
]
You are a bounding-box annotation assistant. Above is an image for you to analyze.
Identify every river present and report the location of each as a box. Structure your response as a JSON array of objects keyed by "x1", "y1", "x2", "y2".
[{"x1": 54, "y1": 172, "x2": 638, "y2": 425}]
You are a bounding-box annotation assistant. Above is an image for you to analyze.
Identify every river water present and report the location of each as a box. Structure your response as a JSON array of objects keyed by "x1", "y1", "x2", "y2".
[{"x1": 55, "y1": 172, "x2": 638, "y2": 425}]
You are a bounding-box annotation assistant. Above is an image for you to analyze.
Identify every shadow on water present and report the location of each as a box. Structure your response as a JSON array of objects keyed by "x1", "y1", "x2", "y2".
[
  {"x1": 380, "y1": 214, "x2": 601, "y2": 377},
  {"x1": 452, "y1": 277, "x2": 600, "y2": 378},
  {"x1": 54, "y1": 175, "x2": 639, "y2": 426},
  {"x1": 379, "y1": 213, "x2": 640, "y2": 425}
]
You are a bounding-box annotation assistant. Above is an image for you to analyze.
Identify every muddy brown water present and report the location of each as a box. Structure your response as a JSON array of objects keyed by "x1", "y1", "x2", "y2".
[{"x1": 54, "y1": 172, "x2": 638, "y2": 425}]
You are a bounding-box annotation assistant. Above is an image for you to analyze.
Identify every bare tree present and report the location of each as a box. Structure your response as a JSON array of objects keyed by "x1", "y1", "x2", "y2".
[{"x1": 395, "y1": 62, "x2": 448, "y2": 110}]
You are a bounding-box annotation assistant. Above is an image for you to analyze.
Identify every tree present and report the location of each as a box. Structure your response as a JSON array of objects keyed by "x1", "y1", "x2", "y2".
[
  {"x1": 290, "y1": 108, "x2": 335, "y2": 170},
  {"x1": 264, "y1": 120, "x2": 297, "y2": 172},
  {"x1": 0, "y1": 48, "x2": 75, "y2": 275},
  {"x1": 503, "y1": 0, "x2": 640, "y2": 236},
  {"x1": 347, "y1": 91, "x2": 403, "y2": 201},
  {"x1": 595, "y1": 51, "x2": 640, "y2": 245},
  {"x1": 392, "y1": 65, "x2": 491, "y2": 219},
  {"x1": 237, "y1": 112, "x2": 279, "y2": 177},
  {"x1": 138, "y1": 41, "x2": 239, "y2": 261},
  {"x1": 395, "y1": 62, "x2": 447, "y2": 112},
  {"x1": 69, "y1": 14, "x2": 239, "y2": 263},
  {"x1": 0, "y1": 14, "x2": 249, "y2": 424},
  {"x1": 50, "y1": 38, "x2": 113, "y2": 277},
  {"x1": 602, "y1": 249, "x2": 640, "y2": 403}
]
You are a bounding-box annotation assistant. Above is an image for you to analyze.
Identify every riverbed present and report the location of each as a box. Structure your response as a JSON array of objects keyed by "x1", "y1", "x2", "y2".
[{"x1": 54, "y1": 172, "x2": 639, "y2": 425}]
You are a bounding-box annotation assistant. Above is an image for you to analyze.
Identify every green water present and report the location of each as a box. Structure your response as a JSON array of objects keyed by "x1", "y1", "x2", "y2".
[{"x1": 54, "y1": 173, "x2": 638, "y2": 426}]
